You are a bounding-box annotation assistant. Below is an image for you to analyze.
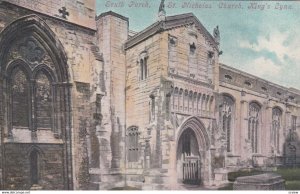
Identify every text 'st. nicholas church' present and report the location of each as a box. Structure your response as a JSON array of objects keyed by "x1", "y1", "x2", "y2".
[{"x1": 0, "y1": 0, "x2": 299, "y2": 190}]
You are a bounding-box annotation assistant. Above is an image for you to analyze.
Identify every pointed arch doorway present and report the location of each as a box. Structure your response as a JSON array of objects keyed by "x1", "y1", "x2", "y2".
[{"x1": 176, "y1": 117, "x2": 210, "y2": 185}]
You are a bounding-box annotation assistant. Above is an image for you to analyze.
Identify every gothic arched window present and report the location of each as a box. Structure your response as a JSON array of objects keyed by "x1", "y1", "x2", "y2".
[
  {"x1": 127, "y1": 126, "x2": 140, "y2": 162},
  {"x1": 9, "y1": 63, "x2": 54, "y2": 132},
  {"x1": 248, "y1": 102, "x2": 261, "y2": 153},
  {"x1": 139, "y1": 53, "x2": 148, "y2": 81},
  {"x1": 11, "y1": 67, "x2": 30, "y2": 128},
  {"x1": 220, "y1": 95, "x2": 234, "y2": 152},
  {"x1": 272, "y1": 107, "x2": 282, "y2": 153},
  {"x1": 35, "y1": 71, "x2": 52, "y2": 129},
  {"x1": 140, "y1": 59, "x2": 144, "y2": 80},
  {"x1": 144, "y1": 58, "x2": 148, "y2": 79}
]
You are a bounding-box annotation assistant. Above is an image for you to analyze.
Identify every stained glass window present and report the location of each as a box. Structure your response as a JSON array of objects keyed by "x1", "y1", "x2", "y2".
[
  {"x1": 35, "y1": 72, "x2": 52, "y2": 129},
  {"x1": 12, "y1": 68, "x2": 29, "y2": 127}
]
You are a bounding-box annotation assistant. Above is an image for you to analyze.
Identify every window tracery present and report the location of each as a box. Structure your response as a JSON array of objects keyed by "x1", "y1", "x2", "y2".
[
  {"x1": 248, "y1": 102, "x2": 261, "y2": 153},
  {"x1": 220, "y1": 95, "x2": 234, "y2": 152}
]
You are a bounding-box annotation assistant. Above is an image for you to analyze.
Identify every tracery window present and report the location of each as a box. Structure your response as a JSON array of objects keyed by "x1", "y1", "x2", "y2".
[
  {"x1": 220, "y1": 95, "x2": 234, "y2": 152},
  {"x1": 9, "y1": 65, "x2": 54, "y2": 131},
  {"x1": 127, "y1": 126, "x2": 140, "y2": 162},
  {"x1": 248, "y1": 102, "x2": 261, "y2": 153},
  {"x1": 272, "y1": 107, "x2": 282, "y2": 153}
]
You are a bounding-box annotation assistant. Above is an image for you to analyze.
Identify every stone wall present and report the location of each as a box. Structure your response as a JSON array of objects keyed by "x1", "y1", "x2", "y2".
[
  {"x1": 167, "y1": 25, "x2": 217, "y2": 85},
  {"x1": 96, "y1": 11, "x2": 128, "y2": 189},
  {"x1": 3, "y1": 144, "x2": 65, "y2": 190},
  {"x1": 0, "y1": 2, "x2": 101, "y2": 190},
  {"x1": 164, "y1": 24, "x2": 220, "y2": 187},
  {"x1": 2, "y1": 0, "x2": 96, "y2": 29},
  {"x1": 125, "y1": 31, "x2": 163, "y2": 168},
  {"x1": 123, "y1": 20, "x2": 221, "y2": 188},
  {"x1": 219, "y1": 64, "x2": 300, "y2": 168}
]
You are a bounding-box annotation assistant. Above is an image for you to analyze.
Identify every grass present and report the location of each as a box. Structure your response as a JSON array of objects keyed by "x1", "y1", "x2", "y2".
[
  {"x1": 111, "y1": 186, "x2": 140, "y2": 190},
  {"x1": 285, "y1": 181, "x2": 300, "y2": 190},
  {"x1": 218, "y1": 167, "x2": 300, "y2": 190},
  {"x1": 276, "y1": 167, "x2": 300, "y2": 190},
  {"x1": 276, "y1": 167, "x2": 300, "y2": 181},
  {"x1": 218, "y1": 183, "x2": 233, "y2": 190}
]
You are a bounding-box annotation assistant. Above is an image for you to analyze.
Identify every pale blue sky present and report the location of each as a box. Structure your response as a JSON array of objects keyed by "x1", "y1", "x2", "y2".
[{"x1": 97, "y1": 0, "x2": 300, "y2": 89}]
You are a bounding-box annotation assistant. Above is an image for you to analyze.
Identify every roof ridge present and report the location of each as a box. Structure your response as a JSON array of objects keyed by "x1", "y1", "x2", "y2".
[{"x1": 125, "y1": 12, "x2": 217, "y2": 49}]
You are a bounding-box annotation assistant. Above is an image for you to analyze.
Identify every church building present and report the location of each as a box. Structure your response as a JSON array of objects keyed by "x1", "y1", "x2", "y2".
[{"x1": 0, "y1": 0, "x2": 299, "y2": 190}]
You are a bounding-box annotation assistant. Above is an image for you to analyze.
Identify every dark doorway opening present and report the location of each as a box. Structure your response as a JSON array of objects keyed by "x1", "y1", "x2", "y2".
[
  {"x1": 30, "y1": 150, "x2": 39, "y2": 185},
  {"x1": 177, "y1": 128, "x2": 201, "y2": 185}
]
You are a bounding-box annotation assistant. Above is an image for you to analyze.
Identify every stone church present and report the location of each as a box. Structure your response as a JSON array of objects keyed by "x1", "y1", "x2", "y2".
[{"x1": 0, "y1": 0, "x2": 299, "y2": 190}]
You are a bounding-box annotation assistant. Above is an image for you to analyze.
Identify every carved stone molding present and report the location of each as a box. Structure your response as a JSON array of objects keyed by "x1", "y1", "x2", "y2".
[
  {"x1": 8, "y1": 37, "x2": 55, "y2": 70},
  {"x1": 19, "y1": 39, "x2": 45, "y2": 63}
]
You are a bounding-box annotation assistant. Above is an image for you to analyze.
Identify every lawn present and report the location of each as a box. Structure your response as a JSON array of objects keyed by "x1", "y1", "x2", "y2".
[
  {"x1": 277, "y1": 167, "x2": 300, "y2": 190},
  {"x1": 111, "y1": 186, "x2": 140, "y2": 190},
  {"x1": 218, "y1": 167, "x2": 300, "y2": 190}
]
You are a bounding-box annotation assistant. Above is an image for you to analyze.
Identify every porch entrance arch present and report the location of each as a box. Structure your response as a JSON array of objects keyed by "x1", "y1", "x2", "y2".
[{"x1": 176, "y1": 117, "x2": 210, "y2": 185}]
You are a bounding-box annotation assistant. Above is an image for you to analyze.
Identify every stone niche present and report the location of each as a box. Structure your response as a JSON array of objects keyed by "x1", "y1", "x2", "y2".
[{"x1": 233, "y1": 173, "x2": 285, "y2": 190}]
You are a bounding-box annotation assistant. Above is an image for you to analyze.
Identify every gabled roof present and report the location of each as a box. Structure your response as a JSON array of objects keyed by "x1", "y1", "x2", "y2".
[{"x1": 125, "y1": 13, "x2": 217, "y2": 50}]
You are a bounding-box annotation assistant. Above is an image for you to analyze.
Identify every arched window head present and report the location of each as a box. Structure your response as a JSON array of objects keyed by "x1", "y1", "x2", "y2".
[
  {"x1": 139, "y1": 51, "x2": 148, "y2": 81},
  {"x1": 11, "y1": 67, "x2": 30, "y2": 128},
  {"x1": 248, "y1": 102, "x2": 261, "y2": 153},
  {"x1": 189, "y1": 42, "x2": 196, "y2": 54},
  {"x1": 272, "y1": 108, "x2": 282, "y2": 122},
  {"x1": 249, "y1": 102, "x2": 260, "y2": 118}
]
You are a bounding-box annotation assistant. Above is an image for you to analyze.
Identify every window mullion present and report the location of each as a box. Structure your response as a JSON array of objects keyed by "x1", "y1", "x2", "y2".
[{"x1": 30, "y1": 79, "x2": 36, "y2": 132}]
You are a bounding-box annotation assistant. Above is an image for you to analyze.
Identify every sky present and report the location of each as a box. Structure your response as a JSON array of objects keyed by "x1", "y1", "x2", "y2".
[{"x1": 96, "y1": 0, "x2": 300, "y2": 89}]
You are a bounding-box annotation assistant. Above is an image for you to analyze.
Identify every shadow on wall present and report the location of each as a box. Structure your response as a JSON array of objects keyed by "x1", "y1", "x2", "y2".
[{"x1": 282, "y1": 129, "x2": 300, "y2": 167}]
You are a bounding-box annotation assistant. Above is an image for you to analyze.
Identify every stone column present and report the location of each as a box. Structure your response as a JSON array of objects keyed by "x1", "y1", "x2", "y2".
[
  {"x1": 240, "y1": 98, "x2": 249, "y2": 161},
  {"x1": 30, "y1": 79, "x2": 36, "y2": 132},
  {"x1": 284, "y1": 105, "x2": 292, "y2": 152},
  {"x1": 64, "y1": 82, "x2": 73, "y2": 190},
  {"x1": 264, "y1": 102, "x2": 273, "y2": 156},
  {"x1": 197, "y1": 93, "x2": 201, "y2": 115}
]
